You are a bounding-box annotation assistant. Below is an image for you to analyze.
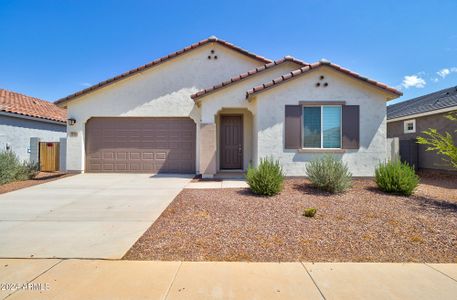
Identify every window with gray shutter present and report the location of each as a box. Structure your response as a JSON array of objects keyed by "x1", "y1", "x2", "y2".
[
  {"x1": 284, "y1": 105, "x2": 302, "y2": 149},
  {"x1": 342, "y1": 105, "x2": 360, "y2": 149}
]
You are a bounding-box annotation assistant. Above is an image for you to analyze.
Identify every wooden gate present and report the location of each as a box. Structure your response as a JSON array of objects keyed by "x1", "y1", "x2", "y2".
[{"x1": 39, "y1": 142, "x2": 60, "y2": 172}]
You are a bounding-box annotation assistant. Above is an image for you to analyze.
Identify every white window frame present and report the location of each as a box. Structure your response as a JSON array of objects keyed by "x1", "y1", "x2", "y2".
[
  {"x1": 302, "y1": 105, "x2": 342, "y2": 149},
  {"x1": 403, "y1": 119, "x2": 416, "y2": 134}
]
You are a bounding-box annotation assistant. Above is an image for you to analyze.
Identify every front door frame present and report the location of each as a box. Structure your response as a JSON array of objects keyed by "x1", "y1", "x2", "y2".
[{"x1": 219, "y1": 114, "x2": 244, "y2": 170}]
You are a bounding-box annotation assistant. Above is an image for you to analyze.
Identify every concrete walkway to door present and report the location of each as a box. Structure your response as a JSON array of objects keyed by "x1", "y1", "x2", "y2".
[{"x1": 0, "y1": 174, "x2": 192, "y2": 259}]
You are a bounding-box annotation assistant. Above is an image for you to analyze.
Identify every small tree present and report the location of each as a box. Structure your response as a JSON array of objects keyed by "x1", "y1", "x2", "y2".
[{"x1": 417, "y1": 112, "x2": 457, "y2": 169}]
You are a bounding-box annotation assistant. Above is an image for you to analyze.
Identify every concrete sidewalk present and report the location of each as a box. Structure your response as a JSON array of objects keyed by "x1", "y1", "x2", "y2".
[{"x1": 2, "y1": 260, "x2": 457, "y2": 300}]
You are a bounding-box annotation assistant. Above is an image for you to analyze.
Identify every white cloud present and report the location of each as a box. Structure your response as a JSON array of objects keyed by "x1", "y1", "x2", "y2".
[
  {"x1": 431, "y1": 78, "x2": 439, "y2": 83},
  {"x1": 80, "y1": 82, "x2": 92, "y2": 87},
  {"x1": 434, "y1": 67, "x2": 457, "y2": 81},
  {"x1": 437, "y1": 68, "x2": 450, "y2": 78},
  {"x1": 401, "y1": 75, "x2": 426, "y2": 89}
]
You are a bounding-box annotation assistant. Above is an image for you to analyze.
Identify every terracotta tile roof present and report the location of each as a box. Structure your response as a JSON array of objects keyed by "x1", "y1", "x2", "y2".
[
  {"x1": 245, "y1": 60, "x2": 402, "y2": 99},
  {"x1": 0, "y1": 89, "x2": 66, "y2": 123},
  {"x1": 191, "y1": 56, "x2": 308, "y2": 100},
  {"x1": 55, "y1": 36, "x2": 272, "y2": 106}
]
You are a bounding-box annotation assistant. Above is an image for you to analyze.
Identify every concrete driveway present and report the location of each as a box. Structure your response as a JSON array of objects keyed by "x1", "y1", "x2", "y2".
[{"x1": 0, "y1": 174, "x2": 192, "y2": 259}]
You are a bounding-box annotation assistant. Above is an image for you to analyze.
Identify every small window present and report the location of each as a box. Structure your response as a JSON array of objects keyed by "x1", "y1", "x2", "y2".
[
  {"x1": 404, "y1": 119, "x2": 416, "y2": 133},
  {"x1": 303, "y1": 105, "x2": 342, "y2": 148}
]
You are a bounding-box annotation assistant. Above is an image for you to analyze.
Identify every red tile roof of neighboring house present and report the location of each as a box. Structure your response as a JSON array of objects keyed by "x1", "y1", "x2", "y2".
[
  {"x1": 245, "y1": 60, "x2": 402, "y2": 99},
  {"x1": 0, "y1": 89, "x2": 66, "y2": 123},
  {"x1": 55, "y1": 36, "x2": 272, "y2": 106},
  {"x1": 191, "y1": 56, "x2": 308, "y2": 100}
]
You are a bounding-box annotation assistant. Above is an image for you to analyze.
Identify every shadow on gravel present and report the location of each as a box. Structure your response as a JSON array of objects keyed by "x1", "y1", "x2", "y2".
[
  {"x1": 235, "y1": 189, "x2": 269, "y2": 198},
  {"x1": 292, "y1": 183, "x2": 336, "y2": 197},
  {"x1": 411, "y1": 196, "x2": 457, "y2": 215},
  {"x1": 365, "y1": 186, "x2": 457, "y2": 215}
]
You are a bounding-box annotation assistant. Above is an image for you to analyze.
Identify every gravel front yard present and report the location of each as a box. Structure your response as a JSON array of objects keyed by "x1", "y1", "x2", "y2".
[
  {"x1": 0, "y1": 172, "x2": 71, "y2": 195},
  {"x1": 124, "y1": 174, "x2": 457, "y2": 262}
]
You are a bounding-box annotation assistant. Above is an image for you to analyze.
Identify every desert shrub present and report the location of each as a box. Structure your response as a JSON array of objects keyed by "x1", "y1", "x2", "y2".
[
  {"x1": 0, "y1": 151, "x2": 39, "y2": 185},
  {"x1": 303, "y1": 208, "x2": 317, "y2": 217},
  {"x1": 246, "y1": 157, "x2": 284, "y2": 196},
  {"x1": 305, "y1": 155, "x2": 352, "y2": 193},
  {"x1": 19, "y1": 160, "x2": 40, "y2": 180},
  {"x1": 375, "y1": 161, "x2": 419, "y2": 196}
]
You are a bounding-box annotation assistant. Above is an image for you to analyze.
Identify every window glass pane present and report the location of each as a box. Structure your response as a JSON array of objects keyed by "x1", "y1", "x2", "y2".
[
  {"x1": 323, "y1": 106, "x2": 341, "y2": 148},
  {"x1": 303, "y1": 107, "x2": 321, "y2": 148}
]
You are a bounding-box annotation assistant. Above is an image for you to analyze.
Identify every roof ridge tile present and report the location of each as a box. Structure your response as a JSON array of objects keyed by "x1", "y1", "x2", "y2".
[
  {"x1": 191, "y1": 57, "x2": 309, "y2": 100},
  {"x1": 245, "y1": 62, "x2": 401, "y2": 99},
  {"x1": 55, "y1": 37, "x2": 272, "y2": 105}
]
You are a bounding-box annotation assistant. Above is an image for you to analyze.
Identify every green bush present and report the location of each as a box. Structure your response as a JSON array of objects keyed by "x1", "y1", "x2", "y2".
[
  {"x1": 0, "y1": 151, "x2": 39, "y2": 185},
  {"x1": 375, "y1": 161, "x2": 419, "y2": 196},
  {"x1": 303, "y1": 208, "x2": 317, "y2": 218},
  {"x1": 305, "y1": 155, "x2": 352, "y2": 193},
  {"x1": 246, "y1": 157, "x2": 284, "y2": 196}
]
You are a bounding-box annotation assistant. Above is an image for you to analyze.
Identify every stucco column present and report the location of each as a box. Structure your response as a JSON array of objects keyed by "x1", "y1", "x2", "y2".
[
  {"x1": 29, "y1": 137, "x2": 40, "y2": 164},
  {"x1": 199, "y1": 123, "x2": 217, "y2": 178}
]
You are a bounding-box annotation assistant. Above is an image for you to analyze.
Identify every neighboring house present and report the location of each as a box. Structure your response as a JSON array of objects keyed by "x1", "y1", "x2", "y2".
[
  {"x1": 0, "y1": 89, "x2": 67, "y2": 162},
  {"x1": 55, "y1": 36, "x2": 401, "y2": 177},
  {"x1": 387, "y1": 86, "x2": 457, "y2": 171}
]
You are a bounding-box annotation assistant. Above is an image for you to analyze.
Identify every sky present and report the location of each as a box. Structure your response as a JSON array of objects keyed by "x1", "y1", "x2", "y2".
[{"x1": 0, "y1": 0, "x2": 456, "y2": 105}]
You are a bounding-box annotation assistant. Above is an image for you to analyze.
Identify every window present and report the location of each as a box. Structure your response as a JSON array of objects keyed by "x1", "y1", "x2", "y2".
[
  {"x1": 403, "y1": 119, "x2": 416, "y2": 133},
  {"x1": 303, "y1": 105, "x2": 342, "y2": 148}
]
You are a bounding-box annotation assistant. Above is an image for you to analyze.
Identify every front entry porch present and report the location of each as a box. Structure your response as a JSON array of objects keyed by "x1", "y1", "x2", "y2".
[{"x1": 199, "y1": 108, "x2": 254, "y2": 178}]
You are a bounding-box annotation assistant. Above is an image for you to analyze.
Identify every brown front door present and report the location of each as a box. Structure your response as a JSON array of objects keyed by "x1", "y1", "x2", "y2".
[{"x1": 220, "y1": 115, "x2": 243, "y2": 169}]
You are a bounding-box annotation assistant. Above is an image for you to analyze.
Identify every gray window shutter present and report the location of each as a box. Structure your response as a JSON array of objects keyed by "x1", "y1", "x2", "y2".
[
  {"x1": 342, "y1": 105, "x2": 360, "y2": 149},
  {"x1": 285, "y1": 105, "x2": 302, "y2": 149}
]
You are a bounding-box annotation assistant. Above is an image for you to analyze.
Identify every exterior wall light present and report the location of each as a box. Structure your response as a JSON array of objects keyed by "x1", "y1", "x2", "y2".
[{"x1": 67, "y1": 118, "x2": 76, "y2": 126}]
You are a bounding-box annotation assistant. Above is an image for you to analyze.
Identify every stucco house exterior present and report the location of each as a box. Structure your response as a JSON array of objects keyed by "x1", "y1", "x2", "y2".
[
  {"x1": 55, "y1": 36, "x2": 401, "y2": 177},
  {"x1": 0, "y1": 89, "x2": 66, "y2": 162},
  {"x1": 387, "y1": 86, "x2": 457, "y2": 172}
]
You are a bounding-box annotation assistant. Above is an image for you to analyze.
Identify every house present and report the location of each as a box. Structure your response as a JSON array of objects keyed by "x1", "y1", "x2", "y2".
[
  {"x1": 55, "y1": 36, "x2": 401, "y2": 177},
  {"x1": 387, "y1": 86, "x2": 457, "y2": 171},
  {"x1": 0, "y1": 89, "x2": 67, "y2": 164}
]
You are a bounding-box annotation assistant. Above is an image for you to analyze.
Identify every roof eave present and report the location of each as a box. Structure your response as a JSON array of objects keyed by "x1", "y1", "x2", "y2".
[
  {"x1": 245, "y1": 62, "x2": 402, "y2": 100},
  {"x1": 192, "y1": 56, "x2": 308, "y2": 101},
  {"x1": 54, "y1": 37, "x2": 272, "y2": 106},
  {"x1": 0, "y1": 110, "x2": 66, "y2": 124}
]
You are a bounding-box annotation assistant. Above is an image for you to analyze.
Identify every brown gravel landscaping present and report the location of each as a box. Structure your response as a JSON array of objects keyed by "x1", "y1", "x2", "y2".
[
  {"x1": 0, "y1": 172, "x2": 72, "y2": 195},
  {"x1": 124, "y1": 173, "x2": 457, "y2": 262}
]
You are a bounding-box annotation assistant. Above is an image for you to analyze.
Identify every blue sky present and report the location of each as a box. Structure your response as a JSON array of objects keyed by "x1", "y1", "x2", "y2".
[{"x1": 0, "y1": 0, "x2": 456, "y2": 104}]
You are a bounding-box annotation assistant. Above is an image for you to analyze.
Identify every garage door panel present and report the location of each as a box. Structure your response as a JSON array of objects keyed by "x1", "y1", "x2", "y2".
[
  {"x1": 142, "y1": 152, "x2": 154, "y2": 160},
  {"x1": 86, "y1": 117, "x2": 196, "y2": 173},
  {"x1": 116, "y1": 152, "x2": 127, "y2": 160}
]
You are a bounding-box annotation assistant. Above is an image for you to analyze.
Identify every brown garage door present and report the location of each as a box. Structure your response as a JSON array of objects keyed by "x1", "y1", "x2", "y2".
[{"x1": 85, "y1": 117, "x2": 196, "y2": 173}]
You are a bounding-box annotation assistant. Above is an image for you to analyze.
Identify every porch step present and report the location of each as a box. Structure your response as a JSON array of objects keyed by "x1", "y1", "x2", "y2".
[{"x1": 215, "y1": 171, "x2": 245, "y2": 179}]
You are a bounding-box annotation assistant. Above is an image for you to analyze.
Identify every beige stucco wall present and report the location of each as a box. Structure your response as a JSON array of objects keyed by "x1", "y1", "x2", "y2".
[
  {"x1": 199, "y1": 62, "x2": 301, "y2": 123},
  {"x1": 64, "y1": 43, "x2": 263, "y2": 172},
  {"x1": 197, "y1": 61, "x2": 302, "y2": 174},
  {"x1": 253, "y1": 66, "x2": 393, "y2": 176},
  {"x1": 199, "y1": 123, "x2": 217, "y2": 176}
]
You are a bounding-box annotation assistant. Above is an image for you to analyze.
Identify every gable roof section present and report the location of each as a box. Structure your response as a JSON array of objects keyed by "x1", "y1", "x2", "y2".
[
  {"x1": 0, "y1": 89, "x2": 66, "y2": 123},
  {"x1": 245, "y1": 60, "x2": 402, "y2": 100},
  {"x1": 387, "y1": 85, "x2": 457, "y2": 120},
  {"x1": 55, "y1": 36, "x2": 272, "y2": 106},
  {"x1": 191, "y1": 56, "x2": 308, "y2": 100}
]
